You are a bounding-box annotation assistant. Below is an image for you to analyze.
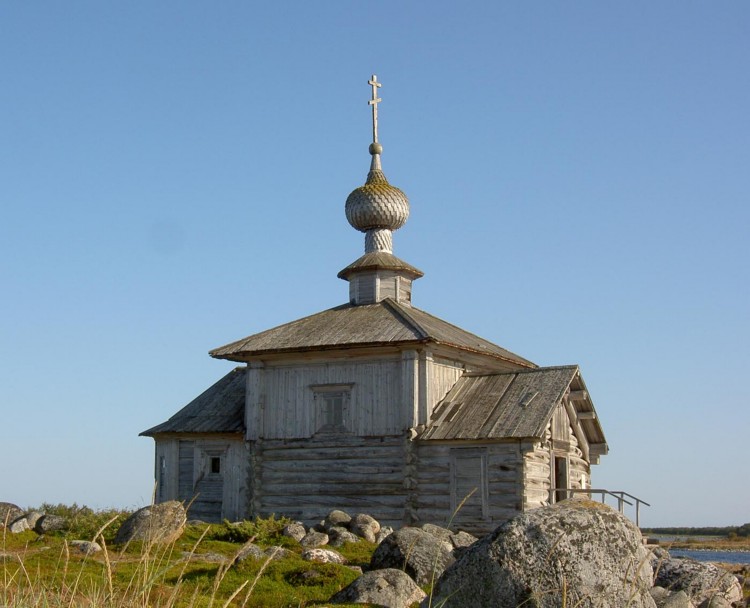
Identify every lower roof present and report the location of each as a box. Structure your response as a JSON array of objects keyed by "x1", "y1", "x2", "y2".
[{"x1": 140, "y1": 367, "x2": 246, "y2": 436}]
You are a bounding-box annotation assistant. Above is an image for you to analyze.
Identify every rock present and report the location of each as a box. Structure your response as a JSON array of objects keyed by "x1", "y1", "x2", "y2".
[
  {"x1": 264, "y1": 546, "x2": 292, "y2": 560},
  {"x1": 114, "y1": 501, "x2": 186, "y2": 546},
  {"x1": 330, "y1": 568, "x2": 427, "y2": 608},
  {"x1": 660, "y1": 590, "x2": 695, "y2": 608},
  {"x1": 301, "y1": 548, "x2": 347, "y2": 564},
  {"x1": 654, "y1": 557, "x2": 742, "y2": 605},
  {"x1": 426, "y1": 498, "x2": 656, "y2": 608},
  {"x1": 350, "y1": 523, "x2": 377, "y2": 543},
  {"x1": 328, "y1": 526, "x2": 360, "y2": 547},
  {"x1": 25, "y1": 511, "x2": 43, "y2": 530},
  {"x1": 282, "y1": 522, "x2": 307, "y2": 542},
  {"x1": 34, "y1": 514, "x2": 68, "y2": 534},
  {"x1": 370, "y1": 526, "x2": 455, "y2": 585},
  {"x1": 324, "y1": 509, "x2": 352, "y2": 529},
  {"x1": 375, "y1": 525, "x2": 394, "y2": 545},
  {"x1": 9, "y1": 517, "x2": 29, "y2": 534},
  {"x1": 0, "y1": 503, "x2": 24, "y2": 527},
  {"x1": 351, "y1": 513, "x2": 380, "y2": 534},
  {"x1": 300, "y1": 530, "x2": 329, "y2": 548},
  {"x1": 231, "y1": 543, "x2": 266, "y2": 566},
  {"x1": 699, "y1": 596, "x2": 733, "y2": 608},
  {"x1": 70, "y1": 540, "x2": 102, "y2": 555},
  {"x1": 420, "y1": 523, "x2": 477, "y2": 554}
]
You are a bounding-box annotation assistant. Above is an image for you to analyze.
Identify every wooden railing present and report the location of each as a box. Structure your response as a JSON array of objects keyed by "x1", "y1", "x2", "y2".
[{"x1": 551, "y1": 488, "x2": 650, "y2": 527}]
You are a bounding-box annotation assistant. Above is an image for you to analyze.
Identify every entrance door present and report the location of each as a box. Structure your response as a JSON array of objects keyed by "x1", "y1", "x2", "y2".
[{"x1": 553, "y1": 456, "x2": 569, "y2": 503}]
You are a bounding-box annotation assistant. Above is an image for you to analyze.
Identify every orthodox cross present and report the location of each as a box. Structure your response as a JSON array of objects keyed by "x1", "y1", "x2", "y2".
[{"x1": 368, "y1": 74, "x2": 382, "y2": 144}]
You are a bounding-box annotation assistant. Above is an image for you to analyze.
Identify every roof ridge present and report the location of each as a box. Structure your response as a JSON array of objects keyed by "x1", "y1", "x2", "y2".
[{"x1": 382, "y1": 298, "x2": 430, "y2": 340}]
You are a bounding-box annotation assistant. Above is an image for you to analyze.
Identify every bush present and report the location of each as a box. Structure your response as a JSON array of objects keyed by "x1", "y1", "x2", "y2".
[
  {"x1": 34, "y1": 502, "x2": 131, "y2": 542},
  {"x1": 209, "y1": 514, "x2": 292, "y2": 546}
]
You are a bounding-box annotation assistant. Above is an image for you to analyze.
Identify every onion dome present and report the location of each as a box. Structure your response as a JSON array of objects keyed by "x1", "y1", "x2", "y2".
[
  {"x1": 339, "y1": 75, "x2": 423, "y2": 306},
  {"x1": 345, "y1": 76, "x2": 410, "y2": 254}
]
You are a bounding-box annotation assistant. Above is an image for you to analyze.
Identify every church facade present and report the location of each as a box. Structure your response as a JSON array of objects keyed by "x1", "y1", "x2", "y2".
[{"x1": 141, "y1": 76, "x2": 607, "y2": 534}]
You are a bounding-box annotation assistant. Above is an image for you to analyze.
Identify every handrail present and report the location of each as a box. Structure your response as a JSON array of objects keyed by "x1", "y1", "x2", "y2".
[{"x1": 550, "y1": 488, "x2": 650, "y2": 527}]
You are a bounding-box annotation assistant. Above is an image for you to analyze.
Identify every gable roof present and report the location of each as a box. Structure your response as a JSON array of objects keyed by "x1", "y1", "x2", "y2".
[
  {"x1": 209, "y1": 298, "x2": 534, "y2": 367},
  {"x1": 420, "y1": 365, "x2": 606, "y2": 448},
  {"x1": 140, "y1": 367, "x2": 246, "y2": 436}
]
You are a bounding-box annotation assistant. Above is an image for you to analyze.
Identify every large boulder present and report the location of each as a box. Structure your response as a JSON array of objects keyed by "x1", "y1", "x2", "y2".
[
  {"x1": 330, "y1": 568, "x2": 427, "y2": 608},
  {"x1": 426, "y1": 498, "x2": 656, "y2": 608},
  {"x1": 34, "y1": 514, "x2": 68, "y2": 534},
  {"x1": 114, "y1": 501, "x2": 186, "y2": 546},
  {"x1": 0, "y1": 503, "x2": 24, "y2": 527},
  {"x1": 654, "y1": 556, "x2": 742, "y2": 606},
  {"x1": 370, "y1": 526, "x2": 455, "y2": 585}
]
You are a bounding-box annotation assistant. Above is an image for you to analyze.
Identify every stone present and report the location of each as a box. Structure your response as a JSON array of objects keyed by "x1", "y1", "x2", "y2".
[
  {"x1": 654, "y1": 557, "x2": 742, "y2": 606},
  {"x1": 420, "y1": 523, "x2": 477, "y2": 555},
  {"x1": 699, "y1": 596, "x2": 733, "y2": 608},
  {"x1": 25, "y1": 511, "x2": 43, "y2": 530},
  {"x1": 350, "y1": 523, "x2": 376, "y2": 543},
  {"x1": 0, "y1": 503, "x2": 24, "y2": 527},
  {"x1": 231, "y1": 543, "x2": 266, "y2": 566},
  {"x1": 660, "y1": 590, "x2": 695, "y2": 608},
  {"x1": 34, "y1": 514, "x2": 68, "y2": 534},
  {"x1": 300, "y1": 530, "x2": 329, "y2": 548},
  {"x1": 301, "y1": 548, "x2": 347, "y2": 564},
  {"x1": 264, "y1": 546, "x2": 292, "y2": 560},
  {"x1": 330, "y1": 568, "x2": 427, "y2": 608},
  {"x1": 282, "y1": 522, "x2": 307, "y2": 542},
  {"x1": 114, "y1": 501, "x2": 186, "y2": 546},
  {"x1": 8, "y1": 517, "x2": 29, "y2": 534},
  {"x1": 328, "y1": 526, "x2": 360, "y2": 547},
  {"x1": 426, "y1": 498, "x2": 656, "y2": 608},
  {"x1": 370, "y1": 526, "x2": 455, "y2": 585},
  {"x1": 70, "y1": 540, "x2": 102, "y2": 555},
  {"x1": 375, "y1": 525, "x2": 394, "y2": 545},
  {"x1": 351, "y1": 513, "x2": 380, "y2": 534},
  {"x1": 324, "y1": 509, "x2": 352, "y2": 529}
]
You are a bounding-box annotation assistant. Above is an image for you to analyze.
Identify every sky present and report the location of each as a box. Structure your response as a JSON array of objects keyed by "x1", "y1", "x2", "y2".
[{"x1": 1, "y1": 2, "x2": 748, "y2": 528}]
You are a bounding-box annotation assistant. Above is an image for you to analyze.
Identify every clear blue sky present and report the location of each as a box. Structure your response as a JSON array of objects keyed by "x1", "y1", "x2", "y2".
[{"x1": 1, "y1": 2, "x2": 748, "y2": 527}]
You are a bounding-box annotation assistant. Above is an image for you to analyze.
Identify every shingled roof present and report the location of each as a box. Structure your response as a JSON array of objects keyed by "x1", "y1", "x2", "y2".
[
  {"x1": 209, "y1": 298, "x2": 534, "y2": 367},
  {"x1": 420, "y1": 365, "x2": 607, "y2": 448},
  {"x1": 140, "y1": 367, "x2": 246, "y2": 436}
]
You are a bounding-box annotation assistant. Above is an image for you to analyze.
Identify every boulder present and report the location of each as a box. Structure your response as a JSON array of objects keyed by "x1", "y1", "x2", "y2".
[
  {"x1": 324, "y1": 509, "x2": 352, "y2": 529},
  {"x1": 351, "y1": 513, "x2": 380, "y2": 534},
  {"x1": 699, "y1": 596, "x2": 733, "y2": 608},
  {"x1": 350, "y1": 523, "x2": 377, "y2": 543},
  {"x1": 301, "y1": 548, "x2": 346, "y2": 564},
  {"x1": 300, "y1": 530, "x2": 329, "y2": 548},
  {"x1": 426, "y1": 498, "x2": 656, "y2": 608},
  {"x1": 654, "y1": 557, "x2": 742, "y2": 606},
  {"x1": 421, "y1": 523, "x2": 478, "y2": 555},
  {"x1": 25, "y1": 511, "x2": 43, "y2": 530},
  {"x1": 649, "y1": 588, "x2": 695, "y2": 608},
  {"x1": 69, "y1": 540, "x2": 102, "y2": 555},
  {"x1": 328, "y1": 526, "x2": 360, "y2": 547},
  {"x1": 0, "y1": 503, "x2": 24, "y2": 527},
  {"x1": 282, "y1": 522, "x2": 307, "y2": 542},
  {"x1": 330, "y1": 568, "x2": 427, "y2": 608},
  {"x1": 34, "y1": 514, "x2": 68, "y2": 534},
  {"x1": 8, "y1": 517, "x2": 29, "y2": 534},
  {"x1": 114, "y1": 501, "x2": 186, "y2": 546},
  {"x1": 231, "y1": 543, "x2": 266, "y2": 566},
  {"x1": 375, "y1": 525, "x2": 394, "y2": 545},
  {"x1": 264, "y1": 546, "x2": 292, "y2": 560},
  {"x1": 370, "y1": 526, "x2": 455, "y2": 585}
]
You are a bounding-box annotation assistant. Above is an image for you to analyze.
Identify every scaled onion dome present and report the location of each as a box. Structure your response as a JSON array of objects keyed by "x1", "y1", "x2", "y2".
[{"x1": 345, "y1": 142, "x2": 410, "y2": 233}]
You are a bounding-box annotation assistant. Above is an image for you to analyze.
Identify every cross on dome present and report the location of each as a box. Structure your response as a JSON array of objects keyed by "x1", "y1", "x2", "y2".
[{"x1": 368, "y1": 74, "x2": 382, "y2": 145}]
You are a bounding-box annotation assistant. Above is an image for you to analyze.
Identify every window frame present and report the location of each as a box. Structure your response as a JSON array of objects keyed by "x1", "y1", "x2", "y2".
[{"x1": 310, "y1": 383, "x2": 354, "y2": 434}]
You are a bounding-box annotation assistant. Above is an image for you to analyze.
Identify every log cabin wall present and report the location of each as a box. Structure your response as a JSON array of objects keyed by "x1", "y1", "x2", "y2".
[
  {"x1": 523, "y1": 425, "x2": 552, "y2": 511},
  {"x1": 415, "y1": 441, "x2": 525, "y2": 535},
  {"x1": 248, "y1": 434, "x2": 409, "y2": 527},
  {"x1": 153, "y1": 434, "x2": 248, "y2": 522}
]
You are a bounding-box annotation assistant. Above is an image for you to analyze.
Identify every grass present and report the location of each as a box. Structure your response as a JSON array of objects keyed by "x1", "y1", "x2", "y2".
[{"x1": 0, "y1": 507, "x2": 388, "y2": 608}]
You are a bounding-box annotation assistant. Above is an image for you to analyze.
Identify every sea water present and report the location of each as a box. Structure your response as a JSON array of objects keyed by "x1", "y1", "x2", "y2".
[{"x1": 668, "y1": 549, "x2": 750, "y2": 565}]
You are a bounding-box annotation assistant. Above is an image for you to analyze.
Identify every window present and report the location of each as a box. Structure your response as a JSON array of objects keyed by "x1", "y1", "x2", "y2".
[
  {"x1": 210, "y1": 456, "x2": 221, "y2": 474},
  {"x1": 311, "y1": 384, "x2": 353, "y2": 433}
]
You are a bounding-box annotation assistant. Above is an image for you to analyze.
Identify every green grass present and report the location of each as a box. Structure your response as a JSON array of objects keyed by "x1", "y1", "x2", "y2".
[{"x1": 1, "y1": 507, "x2": 392, "y2": 608}]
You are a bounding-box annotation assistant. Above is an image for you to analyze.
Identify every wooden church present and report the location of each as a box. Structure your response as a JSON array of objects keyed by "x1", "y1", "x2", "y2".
[{"x1": 141, "y1": 76, "x2": 608, "y2": 534}]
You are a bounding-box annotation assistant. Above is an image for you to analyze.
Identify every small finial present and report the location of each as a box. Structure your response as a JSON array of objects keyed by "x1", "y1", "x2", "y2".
[{"x1": 368, "y1": 75, "x2": 383, "y2": 155}]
